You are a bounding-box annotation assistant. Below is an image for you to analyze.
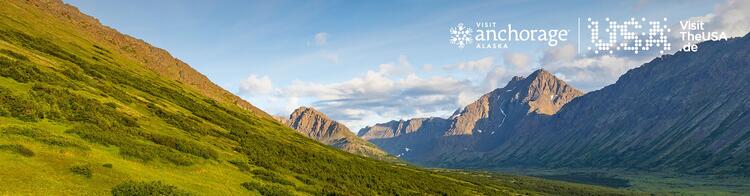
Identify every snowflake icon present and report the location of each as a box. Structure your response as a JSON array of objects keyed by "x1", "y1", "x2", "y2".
[{"x1": 449, "y1": 23, "x2": 473, "y2": 48}]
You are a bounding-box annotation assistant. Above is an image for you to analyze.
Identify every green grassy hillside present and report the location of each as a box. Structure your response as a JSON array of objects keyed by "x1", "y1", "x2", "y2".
[{"x1": 0, "y1": 0, "x2": 637, "y2": 195}]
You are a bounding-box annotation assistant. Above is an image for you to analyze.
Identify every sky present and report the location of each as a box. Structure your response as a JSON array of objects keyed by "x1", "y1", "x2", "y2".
[{"x1": 64, "y1": 0, "x2": 749, "y2": 132}]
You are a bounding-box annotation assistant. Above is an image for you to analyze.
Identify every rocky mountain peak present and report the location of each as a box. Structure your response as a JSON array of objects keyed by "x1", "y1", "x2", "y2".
[
  {"x1": 528, "y1": 68, "x2": 553, "y2": 78},
  {"x1": 517, "y1": 69, "x2": 583, "y2": 115},
  {"x1": 360, "y1": 69, "x2": 585, "y2": 162},
  {"x1": 445, "y1": 69, "x2": 582, "y2": 136},
  {"x1": 290, "y1": 106, "x2": 326, "y2": 119},
  {"x1": 506, "y1": 75, "x2": 526, "y2": 86},
  {"x1": 283, "y1": 107, "x2": 392, "y2": 159},
  {"x1": 288, "y1": 107, "x2": 347, "y2": 142}
]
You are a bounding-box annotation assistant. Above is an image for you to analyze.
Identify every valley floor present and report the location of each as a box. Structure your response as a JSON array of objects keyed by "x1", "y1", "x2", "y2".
[{"x1": 487, "y1": 167, "x2": 750, "y2": 195}]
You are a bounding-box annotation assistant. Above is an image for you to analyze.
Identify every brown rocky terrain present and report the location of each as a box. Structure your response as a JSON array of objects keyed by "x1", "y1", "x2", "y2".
[
  {"x1": 283, "y1": 107, "x2": 392, "y2": 159},
  {"x1": 445, "y1": 69, "x2": 583, "y2": 137}
]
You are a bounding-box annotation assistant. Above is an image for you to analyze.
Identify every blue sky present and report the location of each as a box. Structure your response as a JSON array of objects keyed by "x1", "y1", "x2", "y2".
[{"x1": 65, "y1": 0, "x2": 747, "y2": 131}]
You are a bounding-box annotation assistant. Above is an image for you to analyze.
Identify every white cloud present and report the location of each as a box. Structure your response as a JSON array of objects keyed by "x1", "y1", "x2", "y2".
[
  {"x1": 238, "y1": 74, "x2": 274, "y2": 95},
  {"x1": 480, "y1": 67, "x2": 513, "y2": 91},
  {"x1": 292, "y1": 55, "x2": 539, "y2": 126},
  {"x1": 540, "y1": 44, "x2": 647, "y2": 91},
  {"x1": 541, "y1": 0, "x2": 750, "y2": 92},
  {"x1": 286, "y1": 72, "x2": 467, "y2": 130},
  {"x1": 243, "y1": 46, "x2": 643, "y2": 130},
  {"x1": 421, "y1": 64, "x2": 434, "y2": 72},
  {"x1": 667, "y1": 0, "x2": 750, "y2": 51},
  {"x1": 444, "y1": 57, "x2": 495, "y2": 72},
  {"x1": 245, "y1": 56, "x2": 484, "y2": 130},
  {"x1": 243, "y1": 49, "x2": 640, "y2": 130},
  {"x1": 503, "y1": 52, "x2": 531, "y2": 69},
  {"x1": 541, "y1": 44, "x2": 576, "y2": 64},
  {"x1": 480, "y1": 63, "x2": 535, "y2": 92},
  {"x1": 376, "y1": 55, "x2": 414, "y2": 76},
  {"x1": 314, "y1": 32, "x2": 328, "y2": 46},
  {"x1": 284, "y1": 96, "x2": 300, "y2": 115},
  {"x1": 702, "y1": 0, "x2": 750, "y2": 38}
]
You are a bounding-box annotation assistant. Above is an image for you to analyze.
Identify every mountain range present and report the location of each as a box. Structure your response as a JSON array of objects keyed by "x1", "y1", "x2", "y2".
[
  {"x1": 2, "y1": 0, "x2": 749, "y2": 194},
  {"x1": 361, "y1": 33, "x2": 750, "y2": 175},
  {"x1": 0, "y1": 0, "x2": 642, "y2": 195},
  {"x1": 359, "y1": 69, "x2": 583, "y2": 164}
]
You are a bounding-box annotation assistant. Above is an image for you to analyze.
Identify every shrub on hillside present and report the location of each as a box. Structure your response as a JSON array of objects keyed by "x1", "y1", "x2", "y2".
[
  {"x1": 0, "y1": 56, "x2": 60, "y2": 84},
  {"x1": 132, "y1": 131, "x2": 218, "y2": 160},
  {"x1": 3, "y1": 126, "x2": 88, "y2": 150},
  {"x1": 70, "y1": 165, "x2": 92, "y2": 178},
  {"x1": 228, "y1": 160, "x2": 251, "y2": 172},
  {"x1": 111, "y1": 181, "x2": 190, "y2": 196},
  {"x1": 0, "y1": 49, "x2": 29, "y2": 61},
  {"x1": 0, "y1": 86, "x2": 47, "y2": 122},
  {"x1": 0, "y1": 144, "x2": 34, "y2": 157},
  {"x1": 251, "y1": 169, "x2": 293, "y2": 186},
  {"x1": 294, "y1": 175, "x2": 316, "y2": 185},
  {"x1": 65, "y1": 125, "x2": 195, "y2": 166},
  {"x1": 240, "y1": 181, "x2": 294, "y2": 196}
]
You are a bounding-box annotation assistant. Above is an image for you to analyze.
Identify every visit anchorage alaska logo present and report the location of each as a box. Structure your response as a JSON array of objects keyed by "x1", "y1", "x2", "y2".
[
  {"x1": 449, "y1": 23, "x2": 473, "y2": 48},
  {"x1": 451, "y1": 18, "x2": 728, "y2": 52},
  {"x1": 450, "y1": 22, "x2": 569, "y2": 49}
]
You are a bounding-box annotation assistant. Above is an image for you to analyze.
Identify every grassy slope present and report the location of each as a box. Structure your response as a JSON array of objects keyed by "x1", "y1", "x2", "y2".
[{"x1": 0, "y1": 0, "x2": 636, "y2": 195}]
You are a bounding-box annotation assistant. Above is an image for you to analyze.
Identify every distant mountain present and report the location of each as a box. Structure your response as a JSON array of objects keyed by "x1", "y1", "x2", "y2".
[
  {"x1": 477, "y1": 33, "x2": 750, "y2": 175},
  {"x1": 445, "y1": 69, "x2": 583, "y2": 137},
  {"x1": 281, "y1": 107, "x2": 391, "y2": 159},
  {"x1": 359, "y1": 69, "x2": 583, "y2": 164},
  {"x1": 358, "y1": 117, "x2": 450, "y2": 159},
  {"x1": 364, "y1": 33, "x2": 750, "y2": 175}
]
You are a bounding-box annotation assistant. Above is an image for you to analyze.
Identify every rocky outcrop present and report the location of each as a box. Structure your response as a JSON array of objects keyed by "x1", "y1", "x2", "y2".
[{"x1": 283, "y1": 107, "x2": 392, "y2": 160}]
